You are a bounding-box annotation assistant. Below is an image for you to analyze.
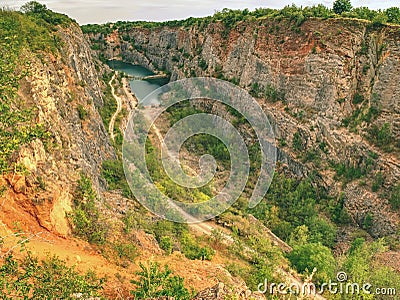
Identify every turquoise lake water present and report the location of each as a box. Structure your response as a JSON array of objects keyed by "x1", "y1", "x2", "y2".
[{"x1": 106, "y1": 60, "x2": 167, "y2": 105}]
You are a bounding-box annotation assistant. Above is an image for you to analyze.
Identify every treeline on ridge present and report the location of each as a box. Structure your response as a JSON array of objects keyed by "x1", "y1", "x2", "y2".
[{"x1": 82, "y1": 2, "x2": 400, "y2": 35}]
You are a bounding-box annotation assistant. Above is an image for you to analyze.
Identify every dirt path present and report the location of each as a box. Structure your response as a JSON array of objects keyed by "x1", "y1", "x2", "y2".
[
  {"x1": 119, "y1": 80, "x2": 326, "y2": 299},
  {"x1": 122, "y1": 77, "x2": 137, "y2": 110},
  {"x1": 108, "y1": 72, "x2": 122, "y2": 142},
  {"x1": 147, "y1": 117, "x2": 325, "y2": 299}
]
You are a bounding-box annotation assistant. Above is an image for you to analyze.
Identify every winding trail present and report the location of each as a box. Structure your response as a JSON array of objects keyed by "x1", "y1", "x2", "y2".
[
  {"x1": 125, "y1": 81, "x2": 326, "y2": 300},
  {"x1": 122, "y1": 77, "x2": 137, "y2": 110},
  {"x1": 108, "y1": 72, "x2": 122, "y2": 142}
]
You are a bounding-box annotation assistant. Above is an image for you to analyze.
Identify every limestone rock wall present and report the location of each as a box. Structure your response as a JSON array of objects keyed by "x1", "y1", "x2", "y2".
[
  {"x1": 1, "y1": 23, "x2": 115, "y2": 236},
  {"x1": 87, "y1": 18, "x2": 400, "y2": 236}
]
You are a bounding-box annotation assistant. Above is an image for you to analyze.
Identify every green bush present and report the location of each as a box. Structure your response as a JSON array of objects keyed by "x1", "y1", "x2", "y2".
[
  {"x1": 159, "y1": 236, "x2": 173, "y2": 255},
  {"x1": 247, "y1": 260, "x2": 275, "y2": 291},
  {"x1": 102, "y1": 159, "x2": 132, "y2": 197},
  {"x1": 389, "y1": 185, "x2": 400, "y2": 210},
  {"x1": 265, "y1": 84, "x2": 285, "y2": 102},
  {"x1": 367, "y1": 123, "x2": 394, "y2": 152},
  {"x1": 249, "y1": 174, "x2": 335, "y2": 246},
  {"x1": 113, "y1": 242, "x2": 138, "y2": 263},
  {"x1": 307, "y1": 217, "x2": 337, "y2": 248},
  {"x1": 352, "y1": 93, "x2": 364, "y2": 105},
  {"x1": 362, "y1": 212, "x2": 374, "y2": 230},
  {"x1": 348, "y1": 7, "x2": 378, "y2": 22},
  {"x1": 371, "y1": 171, "x2": 384, "y2": 192},
  {"x1": 0, "y1": 254, "x2": 104, "y2": 299},
  {"x1": 292, "y1": 131, "x2": 304, "y2": 152},
  {"x1": 131, "y1": 261, "x2": 192, "y2": 300},
  {"x1": 199, "y1": 59, "x2": 208, "y2": 70},
  {"x1": 180, "y1": 233, "x2": 214, "y2": 260},
  {"x1": 77, "y1": 104, "x2": 88, "y2": 120},
  {"x1": 287, "y1": 243, "x2": 336, "y2": 285},
  {"x1": 69, "y1": 174, "x2": 107, "y2": 244},
  {"x1": 331, "y1": 195, "x2": 352, "y2": 225},
  {"x1": 333, "y1": 161, "x2": 369, "y2": 183}
]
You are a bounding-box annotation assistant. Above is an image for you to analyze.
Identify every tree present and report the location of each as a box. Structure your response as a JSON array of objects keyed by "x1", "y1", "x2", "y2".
[
  {"x1": 385, "y1": 7, "x2": 400, "y2": 24},
  {"x1": 333, "y1": 0, "x2": 353, "y2": 14},
  {"x1": 20, "y1": 0, "x2": 71, "y2": 26},
  {"x1": 288, "y1": 225, "x2": 309, "y2": 247},
  {"x1": 287, "y1": 243, "x2": 336, "y2": 284},
  {"x1": 20, "y1": 1, "x2": 47, "y2": 14}
]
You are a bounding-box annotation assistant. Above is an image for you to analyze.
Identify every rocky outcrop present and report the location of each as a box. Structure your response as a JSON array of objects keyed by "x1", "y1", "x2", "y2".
[
  {"x1": 0, "y1": 23, "x2": 115, "y2": 236},
  {"x1": 87, "y1": 17, "x2": 399, "y2": 237}
]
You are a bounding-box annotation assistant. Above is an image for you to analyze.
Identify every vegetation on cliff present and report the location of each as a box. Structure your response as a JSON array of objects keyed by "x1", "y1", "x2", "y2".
[
  {"x1": 82, "y1": 3, "x2": 400, "y2": 35},
  {"x1": 0, "y1": 251, "x2": 104, "y2": 299},
  {"x1": 1, "y1": 1, "x2": 399, "y2": 299},
  {"x1": 0, "y1": 8, "x2": 56, "y2": 173}
]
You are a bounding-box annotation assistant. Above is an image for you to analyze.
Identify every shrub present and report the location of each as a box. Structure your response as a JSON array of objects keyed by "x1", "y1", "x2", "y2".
[
  {"x1": 389, "y1": 185, "x2": 400, "y2": 210},
  {"x1": 159, "y1": 236, "x2": 173, "y2": 255},
  {"x1": 247, "y1": 260, "x2": 275, "y2": 291},
  {"x1": 371, "y1": 171, "x2": 384, "y2": 192},
  {"x1": 0, "y1": 254, "x2": 104, "y2": 299},
  {"x1": 331, "y1": 195, "x2": 352, "y2": 225},
  {"x1": 265, "y1": 84, "x2": 284, "y2": 102},
  {"x1": 341, "y1": 238, "x2": 399, "y2": 289},
  {"x1": 292, "y1": 131, "x2": 304, "y2": 151},
  {"x1": 102, "y1": 159, "x2": 132, "y2": 197},
  {"x1": 180, "y1": 233, "x2": 214, "y2": 260},
  {"x1": 77, "y1": 104, "x2": 88, "y2": 120},
  {"x1": 333, "y1": 162, "x2": 367, "y2": 183},
  {"x1": 371, "y1": 12, "x2": 388, "y2": 26},
  {"x1": 250, "y1": 82, "x2": 261, "y2": 97},
  {"x1": 248, "y1": 174, "x2": 338, "y2": 247},
  {"x1": 307, "y1": 217, "x2": 337, "y2": 248},
  {"x1": 352, "y1": 93, "x2": 364, "y2": 105},
  {"x1": 362, "y1": 212, "x2": 373, "y2": 230},
  {"x1": 349, "y1": 7, "x2": 378, "y2": 22},
  {"x1": 199, "y1": 58, "x2": 208, "y2": 70},
  {"x1": 131, "y1": 262, "x2": 192, "y2": 300},
  {"x1": 69, "y1": 174, "x2": 107, "y2": 244},
  {"x1": 367, "y1": 123, "x2": 393, "y2": 152},
  {"x1": 113, "y1": 242, "x2": 138, "y2": 263},
  {"x1": 287, "y1": 243, "x2": 336, "y2": 285}
]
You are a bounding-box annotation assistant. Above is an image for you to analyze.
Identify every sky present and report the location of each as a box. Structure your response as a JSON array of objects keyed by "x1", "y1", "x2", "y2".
[{"x1": 1, "y1": 0, "x2": 399, "y2": 24}]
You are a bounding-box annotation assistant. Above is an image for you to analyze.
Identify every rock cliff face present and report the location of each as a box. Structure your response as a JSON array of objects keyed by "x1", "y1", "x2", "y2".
[
  {"x1": 1, "y1": 23, "x2": 115, "y2": 236},
  {"x1": 87, "y1": 18, "x2": 399, "y2": 237}
]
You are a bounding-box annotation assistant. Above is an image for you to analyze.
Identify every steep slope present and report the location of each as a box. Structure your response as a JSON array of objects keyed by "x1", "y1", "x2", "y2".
[
  {"x1": 1, "y1": 6, "x2": 399, "y2": 299},
  {"x1": 1, "y1": 9, "x2": 268, "y2": 299},
  {"x1": 0, "y1": 11, "x2": 115, "y2": 237},
  {"x1": 86, "y1": 17, "x2": 400, "y2": 237}
]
